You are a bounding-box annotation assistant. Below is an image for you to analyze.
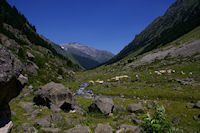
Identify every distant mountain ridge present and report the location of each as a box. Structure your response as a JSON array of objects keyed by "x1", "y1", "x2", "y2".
[
  {"x1": 106, "y1": 0, "x2": 200, "y2": 65},
  {"x1": 61, "y1": 43, "x2": 114, "y2": 69}
]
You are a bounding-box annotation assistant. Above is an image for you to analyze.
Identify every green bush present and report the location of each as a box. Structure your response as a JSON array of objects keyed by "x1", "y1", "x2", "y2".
[{"x1": 141, "y1": 105, "x2": 173, "y2": 133}]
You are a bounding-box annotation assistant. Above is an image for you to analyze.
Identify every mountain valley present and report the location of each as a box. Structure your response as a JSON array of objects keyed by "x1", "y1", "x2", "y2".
[{"x1": 0, "y1": 0, "x2": 200, "y2": 132}]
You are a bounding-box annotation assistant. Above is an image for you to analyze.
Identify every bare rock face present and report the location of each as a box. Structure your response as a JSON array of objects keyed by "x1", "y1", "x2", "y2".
[
  {"x1": 0, "y1": 45, "x2": 27, "y2": 131},
  {"x1": 88, "y1": 97, "x2": 114, "y2": 115},
  {"x1": 33, "y1": 82, "x2": 78, "y2": 112}
]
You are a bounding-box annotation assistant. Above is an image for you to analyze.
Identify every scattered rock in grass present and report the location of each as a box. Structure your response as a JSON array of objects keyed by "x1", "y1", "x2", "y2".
[
  {"x1": 174, "y1": 87, "x2": 182, "y2": 91},
  {"x1": 34, "y1": 116, "x2": 51, "y2": 127},
  {"x1": 94, "y1": 123, "x2": 113, "y2": 133},
  {"x1": 128, "y1": 103, "x2": 144, "y2": 113},
  {"x1": 72, "y1": 117, "x2": 85, "y2": 125},
  {"x1": 152, "y1": 100, "x2": 158, "y2": 106},
  {"x1": 74, "y1": 106, "x2": 85, "y2": 115},
  {"x1": 33, "y1": 82, "x2": 77, "y2": 112},
  {"x1": 65, "y1": 117, "x2": 72, "y2": 127},
  {"x1": 113, "y1": 104, "x2": 126, "y2": 112},
  {"x1": 117, "y1": 125, "x2": 140, "y2": 133},
  {"x1": 28, "y1": 85, "x2": 33, "y2": 89},
  {"x1": 11, "y1": 111, "x2": 16, "y2": 117},
  {"x1": 133, "y1": 119, "x2": 145, "y2": 124},
  {"x1": 18, "y1": 102, "x2": 34, "y2": 113},
  {"x1": 31, "y1": 109, "x2": 41, "y2": 118},
  {"x1": 194, "y1": 101, "x2": 200, "y2": 109},
  {"x1": 88, "y1": 97, "x2": 114, "y2": 115},
  {"x1": 26, "y1": 52, "x2": 35, "y2": 61},
  {"x1": 193, "y1": 116, "x2": 198, "y2": 121},
  {"x1": 147, "y1": 104, "x2": 152, "y2": 109},
  {"x1": 182, "y1": 114, "x2": 187, "y2": 118},
  {"x1": 175, "y1": 78, "x2": 194, "y2": 86},
  {"x1": 50, "y1": 113, "x2": 63, "y2": 125},
  {"x1": 16, "y1": 123, "x2": 36, "y2": 133},
  {"x1": 40, "y1": 128, "x2": 61, "y2": 133},
  {"x1": 128, "y1": 113, "x2": 136, "y2": 119},
  {"x1": 172, "y1": 118, "x2": 180, "y2": 126},
  {"x1": 22, "y1": 88, "x2": 33, "y2": 96},
  {"x1": 186, "y1": 103, "x2": 193, "y2": 109},
  {"x1": 64, "y1": 126, "x2": 90, "y2": 133}
]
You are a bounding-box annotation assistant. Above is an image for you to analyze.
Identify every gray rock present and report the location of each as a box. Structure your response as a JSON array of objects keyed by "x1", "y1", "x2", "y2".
[
  {"x1": 64, "y1": 126, "x2": 90, "y2": 133},
  {"x1": 50, "y1": 113, "x2": 63, "y2": 125},
  {"x1": 94, "y1": 123, "x2": 113, "y2": 133},
  {"x1": 193, "y1": 116, "x2": 198, "y2": 121},
  {"x1": 117, "y1": 125, "x2": 141, "y2": 133},
  {"x1": 18, "y1": 102, "x2": 34, "y2": 113},
  {"x1": 33, "y1": 82, "x2": 77, "y2": 112},
  {"x1": 128, "y1": 103, "x2": 144, "y2": 113},
  {"x1": 88, "y1": 97, "x2": 114, "y2": 115},
  {"x1": 172, "y1": 118, "x2": 179, "y2": 126},
  {"x1": 11, "y1": 111, "x2": 16, "y2": 117},
  {"x1": 74, "y1": 106, "x2": 85, "y2": 115},
  {"x1": 34, "y1": 116, "x2": 51, "y2": 127},
  {"x1": 31, "y1": 109, "x2": 41, "y2": 118},
  {"x1": 194, "y1": 101, "x2": 200, "y2": 109},
  {"x1": 17, "y1": 74, "x2": 28, "y2": 87},
  {"x1": 26, "y1": 52, "x2": 35, "y2": 61},
  {"x1": 133, "y1": 119, "x2": 145, "y2": 124},
  {"x1": 147, "y1": 104, "x2": 152, "y2": 109},
  {"x1": 0, "y1": 45, "x2": 26, "y2": 104},
  {"x1": 65, "y1": 117, "x2": 72, "y2": 127},
  {"x1": 152, "y1": 100, "x2": 158, "y2": 106},
  {"x1": 0, "y1": 45, "x2": 28, "y2": 131},
  {"x1": 113, "y1": 104, "x2": 126, "y2": 112},
  {"x1": 0, "y1": 33, "x2": 20, "y2": 49},
  {"x1": 174, "y1": 87, "x2": 182, "y2": 91},
  {"x1": 22, "y1": 88, "x2": 33, "y2": 97},
  {"x1": 50, "y1": 104, "x2": 61, "y2": 113},
  {"x1": 72, "y1": 117, "x2": 85, "y2": 125},
  {"x1": 16, "y1": 123, "x2": 36, "y2": 133},
  {"x1": 40, "y1": 128, "x2": 61, "y2": 133},
  {"x1": 24, "y1": 61, "x2": 38, "y2": 76}
]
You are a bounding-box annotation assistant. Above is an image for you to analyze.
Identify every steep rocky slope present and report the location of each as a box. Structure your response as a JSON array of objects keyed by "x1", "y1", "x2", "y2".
[
  {"x1": 61, "y1": 43, "x2": 114, "y2": 69},
  {"x1": 107, "y1": 0, "x2": 200, "y2": 65},
  {"x1": 0, "y1": 1, "x2": 82, "y2": 131}
]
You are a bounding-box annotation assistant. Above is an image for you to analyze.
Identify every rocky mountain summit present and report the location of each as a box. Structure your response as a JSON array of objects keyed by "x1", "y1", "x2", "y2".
[{"x1": 61, "y1": 43, "x2": 114, "y2": 69}]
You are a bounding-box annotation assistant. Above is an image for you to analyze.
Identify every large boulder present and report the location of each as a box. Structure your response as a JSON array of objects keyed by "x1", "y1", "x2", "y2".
[
  {"x1": 0, "y1": 45, "x2": 27, "y2": 105},
  {"x1": 33, "y1": 82, "x2": 77, "y2": 112},
  {"x1": 88, "y1": 97, "x2": 114, "y2": 115},
  {"x1": 0, "y1": 45, "x2": 27, "y2": 131}
]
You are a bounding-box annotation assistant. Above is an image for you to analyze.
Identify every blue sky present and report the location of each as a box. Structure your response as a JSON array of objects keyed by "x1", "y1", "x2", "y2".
[{"x1": 8, "y1": 0, "x2": 175, "y2": 54}]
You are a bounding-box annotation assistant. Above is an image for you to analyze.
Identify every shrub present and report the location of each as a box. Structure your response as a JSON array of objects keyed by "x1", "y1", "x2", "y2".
[{"x1": 141, "y1": 105, "x2": 173, "y2": 133}]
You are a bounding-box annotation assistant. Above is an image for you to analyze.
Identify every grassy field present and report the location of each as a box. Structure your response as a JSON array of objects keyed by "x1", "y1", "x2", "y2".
[{"x1": 10, "y1": 27, "x2": 200, "y2": 132}]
